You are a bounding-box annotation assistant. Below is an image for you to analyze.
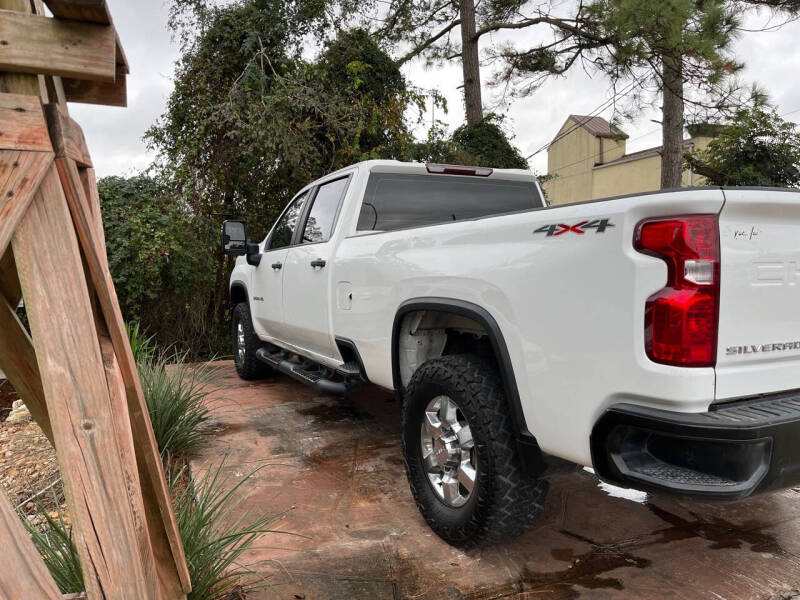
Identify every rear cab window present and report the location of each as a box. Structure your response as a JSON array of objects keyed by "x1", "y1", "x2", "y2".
[{"x1": 356, "y1": 173, "x2": 544, "y2": 232}]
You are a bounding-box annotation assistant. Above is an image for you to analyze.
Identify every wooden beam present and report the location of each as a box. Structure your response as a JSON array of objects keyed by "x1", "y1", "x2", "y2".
[
  {"x1": 0, "y1": 93, "x2": 52, "y2": 152},
  {"x1": 13, "y1": 165, "x2": 156, "y2": 598},
  {"x1": 41, "y1": 0, "x2": 128, "y2": 73},
  {"x1": 0, "y1": 149, "x2": 55, "y2": 257},
  {"x1": 42, "y1": 0, "x2": 110, "y2": 24},
  {"x1": 59, "y1": 158, "x2": 192, "y2": 594},
  {"x1": 63, "y1": 65, "x2": 126, "y2": 107},
  {"x1": 44, "y1": 103, "x2": 91, "y2": 166},
  {"x1": 0, "y1": 9, "x2": 116, "y2": 82},
  {"x1": 0, "y1": 486, "x2": 63, "y2": 600},
  {"x1": 0, "y1": 295, "x2": 53, "y2": 444}
]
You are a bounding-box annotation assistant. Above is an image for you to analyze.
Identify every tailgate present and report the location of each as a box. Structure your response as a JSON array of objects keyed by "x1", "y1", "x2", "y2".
[{"x1": 716, "y1": 188, "x2": 800, "y2": 400}]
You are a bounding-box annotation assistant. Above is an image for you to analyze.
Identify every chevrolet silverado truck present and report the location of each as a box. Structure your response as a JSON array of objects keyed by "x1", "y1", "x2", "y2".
[{"x1": 222, "y1": 160, "x2": 800, "y2": 547}]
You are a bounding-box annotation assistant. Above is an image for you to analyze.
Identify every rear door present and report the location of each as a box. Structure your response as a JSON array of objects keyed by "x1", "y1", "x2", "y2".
[
  {"x1": 251, "y1": 191, "x2": 309, "y2": 339},
  {"x1": 715, "y1": 188, "x2": 800, "y2": 399},
  {"x1": 281, "y1": 175, "x2": 352, "y2": 359}
]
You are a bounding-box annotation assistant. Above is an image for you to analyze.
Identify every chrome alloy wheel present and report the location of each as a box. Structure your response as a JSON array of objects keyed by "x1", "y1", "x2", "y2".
[
  {"x1": 420, "y1": 395, "x2": 477, "y2": 507},
  {"x1": 236, "y1": 321, "x2": 246, "y2": 365}
]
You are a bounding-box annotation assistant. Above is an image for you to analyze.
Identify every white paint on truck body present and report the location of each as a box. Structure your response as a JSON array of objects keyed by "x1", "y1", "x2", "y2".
[{"x1": 230, "y1": 160, "x2": 800, "y2": 467}]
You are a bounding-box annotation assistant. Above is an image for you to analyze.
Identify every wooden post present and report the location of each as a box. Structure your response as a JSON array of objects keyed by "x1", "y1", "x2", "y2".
[{"x1": 0, "y1": 1, "x2": 190, "y2": 597}]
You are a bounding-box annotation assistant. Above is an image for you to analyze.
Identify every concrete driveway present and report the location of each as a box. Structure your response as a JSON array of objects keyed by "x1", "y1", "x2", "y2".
[{"x1": 193, "y1": 361, "x2": 800, "y2": 599}]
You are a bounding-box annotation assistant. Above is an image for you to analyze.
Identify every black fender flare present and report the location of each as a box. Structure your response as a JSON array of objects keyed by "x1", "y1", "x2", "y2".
[
  {"x1": 391, "y1": 297, "x2": 545, "y2": 475},
  {"x1": 229, "y1": 281, "x2": 249, "y2": 305}
]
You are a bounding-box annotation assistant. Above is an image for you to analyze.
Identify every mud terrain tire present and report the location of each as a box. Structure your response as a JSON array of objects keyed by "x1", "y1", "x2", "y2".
[{"x1": 402, "y1": 354, "x2": 548, "y2": 547}]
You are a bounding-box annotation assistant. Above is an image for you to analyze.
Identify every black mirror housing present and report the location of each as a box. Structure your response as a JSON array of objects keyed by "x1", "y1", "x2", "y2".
[{"x1": 222, "y1": 220, "x2": 247, "y2": 256}]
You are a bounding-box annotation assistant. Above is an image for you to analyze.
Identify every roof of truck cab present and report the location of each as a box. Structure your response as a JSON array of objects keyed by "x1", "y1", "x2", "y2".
[{"x1": 319, "y1": 160, "x2": 537, "y2": 183}]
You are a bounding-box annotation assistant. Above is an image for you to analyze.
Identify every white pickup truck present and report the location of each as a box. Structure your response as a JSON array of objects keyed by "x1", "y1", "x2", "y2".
[{"x1": 223, "y1": 160, "x2": 800, "y2": 547}]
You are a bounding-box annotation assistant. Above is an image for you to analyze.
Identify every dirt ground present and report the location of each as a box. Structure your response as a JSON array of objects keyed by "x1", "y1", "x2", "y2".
[{"x1": 192, "y1": 361, "x2": 800, "y2": 600}]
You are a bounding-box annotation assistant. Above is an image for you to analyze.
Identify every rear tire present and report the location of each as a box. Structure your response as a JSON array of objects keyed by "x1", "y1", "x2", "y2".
[
  {"x1": 231, "y1": 303, "x2": 273, "y2": 380},
  {"x1": 402, "y1": 354, "x2": 548, "y2": 548}
]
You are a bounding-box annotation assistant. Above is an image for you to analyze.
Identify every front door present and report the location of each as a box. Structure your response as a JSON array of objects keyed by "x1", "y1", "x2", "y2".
[
  {"x1": 251, "y1": 191, "x2": 309, "y2": 340},
  {"x1": 282, "y1": 176, "x2": 351, "y2": 359}
]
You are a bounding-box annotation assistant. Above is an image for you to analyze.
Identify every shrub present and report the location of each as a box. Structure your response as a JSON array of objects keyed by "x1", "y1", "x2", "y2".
[
  {"x1": 99, "y1": 174, "x2": 226, "y2": 360},
  {"x1": 139, "y1": 352, "x2": 218, "y2": 457},
  {"x1": 171, "y1": 463, "x2": 280, "y2": 600}
]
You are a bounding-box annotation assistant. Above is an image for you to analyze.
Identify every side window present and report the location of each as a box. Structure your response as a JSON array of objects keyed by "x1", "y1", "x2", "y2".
[
  {"x1": 301, "y1": 177, "x2": 350, "y2": 244},
  {"x1": 268, "y1": 192, "x2": 308, "y2": 250}
]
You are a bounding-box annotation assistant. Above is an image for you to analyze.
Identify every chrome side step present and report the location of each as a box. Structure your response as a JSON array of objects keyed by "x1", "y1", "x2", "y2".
[{"x1": 255, "y1": 346, "x2": 362, "y2": 397}]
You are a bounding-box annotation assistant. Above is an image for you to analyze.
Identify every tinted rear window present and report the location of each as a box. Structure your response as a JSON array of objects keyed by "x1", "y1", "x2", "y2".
[{"x1": 357, "y1": 173, "x2": 544, "y2": 232}]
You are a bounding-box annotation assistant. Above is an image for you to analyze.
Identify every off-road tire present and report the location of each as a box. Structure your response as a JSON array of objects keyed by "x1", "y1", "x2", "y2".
[
  {"x1": 231, "y1": 303, "x2": 273, "y2": 380},
  {"x1": 402, "y1": 354, "x2": 549, "y2": 547}
]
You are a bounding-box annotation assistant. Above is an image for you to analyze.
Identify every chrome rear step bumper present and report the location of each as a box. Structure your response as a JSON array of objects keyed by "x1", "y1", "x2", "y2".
[{"x1": 591, "y1": 390, "x2": 800, "y2": 500}]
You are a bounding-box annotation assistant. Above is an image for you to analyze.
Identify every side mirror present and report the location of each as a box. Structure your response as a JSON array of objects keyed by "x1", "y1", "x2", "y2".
[{"x1": 222, "y1": 220, "x2": 247, "y2": 256}]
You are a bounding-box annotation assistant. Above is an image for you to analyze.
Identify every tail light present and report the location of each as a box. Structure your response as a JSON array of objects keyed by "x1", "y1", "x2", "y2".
[{"x1": 634, "y1": 215, "x2": 720, "y2": 367}]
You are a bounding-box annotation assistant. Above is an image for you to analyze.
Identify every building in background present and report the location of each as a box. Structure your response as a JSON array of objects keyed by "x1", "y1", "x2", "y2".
[{"x1": 543, "y1": 115, "x2": 714, "y2": 206}]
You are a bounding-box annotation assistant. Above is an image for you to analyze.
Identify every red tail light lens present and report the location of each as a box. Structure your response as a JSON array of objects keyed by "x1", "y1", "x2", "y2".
[{"x1": 634, "y1": 215, "x2": 720, "y2": 367}]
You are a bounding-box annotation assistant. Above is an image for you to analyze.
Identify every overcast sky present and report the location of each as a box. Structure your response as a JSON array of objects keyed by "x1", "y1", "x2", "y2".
[{"x1": 76, "y1": 1, "x2": 800, "y2": 179}]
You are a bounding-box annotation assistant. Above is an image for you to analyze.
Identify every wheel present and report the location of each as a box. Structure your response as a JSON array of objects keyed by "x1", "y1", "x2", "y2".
[
  {"x1": 231, "y1": 303, "x2": 273, "y2": 380},
  {"x1": 402, "y1": 354, "x2": 549, "y2": 547}
]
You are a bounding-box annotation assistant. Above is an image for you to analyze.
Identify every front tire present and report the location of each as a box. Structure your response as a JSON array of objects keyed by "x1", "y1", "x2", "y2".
[
  {"x1": 231, "y1": 303, "x2": 273, "y2": 381},
  {"x1": 402, "y1": 354, "x2": 548, "y2": 547}
]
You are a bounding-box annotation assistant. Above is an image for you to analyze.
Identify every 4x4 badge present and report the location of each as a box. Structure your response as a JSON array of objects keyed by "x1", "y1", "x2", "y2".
[{"x1": 534, "y1": 219, "x2": 615, "y2": 237}]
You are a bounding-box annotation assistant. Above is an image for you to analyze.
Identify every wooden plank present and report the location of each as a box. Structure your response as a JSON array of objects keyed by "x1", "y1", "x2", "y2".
[
  {"x1": 12, "y1": 165, "x2": 155, "y2": 599},
  {"x1": 63, "y1": 65, "x2": 126, "y2": 107},
  {"x1": 95, "y1": 311, "x2": 182, "y2": 599},
  {"x1": 0, "y1": 10, "x2": 116, "y2": 82},
  {"x1": 93, "y1": 313, "x2": 162, "y2": 599},
  {"x1": 42, "y1": 0, "x2": 110, "y2": 24},
  {"x1": 0, "y1": 295, "x2": 53, "y2": 444},
  {"x1": 78, "y1": 165, "x2": 105, "y2": 244},
  {"x1": 44, "y1": 103, "x2": 91, "y2": 166},
  {"x1": 58, "y1": 158, "x2": 192, "y2": 594},
  {"x1": 0, "y1": 149, "x2": 54, "y2": 257},
  {"x1": 0, "y1": 486, "x2": 63, "y2": 600},
  {"x1": 0, "y1": 93, "x2": 52, "y2": 151}
]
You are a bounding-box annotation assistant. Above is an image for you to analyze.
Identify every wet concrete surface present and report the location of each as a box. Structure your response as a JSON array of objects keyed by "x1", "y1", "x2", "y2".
[{"x1": 192, "y1": 361, "x2": 800, "y2": 599}]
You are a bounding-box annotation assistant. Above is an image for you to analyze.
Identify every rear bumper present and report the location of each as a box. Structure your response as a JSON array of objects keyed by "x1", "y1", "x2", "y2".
[{"x1": 590, "y1": 390, "x2": 800, "y2": 500}]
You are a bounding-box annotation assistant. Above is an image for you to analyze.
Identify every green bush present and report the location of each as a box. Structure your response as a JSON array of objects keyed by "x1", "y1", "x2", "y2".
[
  {"x1": 99, "y1": 174, "x2": 227, "y2": 360},
  {"x1": 139, "y1": 352, "x2": 218, "y2": 457},
  {"x1": 171, "y1": 463, "x2": 280, "y2": 600}
]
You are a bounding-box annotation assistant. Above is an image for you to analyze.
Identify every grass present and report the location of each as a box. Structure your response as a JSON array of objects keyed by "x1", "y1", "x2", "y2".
[
  {"x1": 22, "y1": 324, "x2": 276, "y2": 598},
  {"x1": 20, "y1": 493, "x2": 83, "y2": 594},
  {"x1": 171, "y1": 463, "x2": 280, "y2": 600},
  {"x1": 22, "y1": 465, "x2": 278, "y2": 599},
  {"x1": 139, "y1": 351, "x2": 218, "y2": 458},
  {"x1": 126, "y1": 320, "x2": 157, "y2": 365}
]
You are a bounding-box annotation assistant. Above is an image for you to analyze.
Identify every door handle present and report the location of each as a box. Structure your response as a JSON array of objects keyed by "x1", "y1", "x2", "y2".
[
  {"x1": 271, "y1": 262, "x2": 282, "y2": 270},
  {"x1": 310, "y1": 259, "x2": 327, "y2": 269}
]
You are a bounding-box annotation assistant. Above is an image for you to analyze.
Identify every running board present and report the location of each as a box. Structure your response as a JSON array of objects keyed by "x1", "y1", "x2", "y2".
[{"x1": 255, "y1": 347, "x2": 362, "y2": 396}]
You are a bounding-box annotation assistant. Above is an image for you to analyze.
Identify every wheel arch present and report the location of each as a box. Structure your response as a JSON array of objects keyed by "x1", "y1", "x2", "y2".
[
  {"x1": 230, "y1": 280, "x2": 249, "y2": 306},
  {"x1": 391, "y1": 297, "x2": 545, "y2": 475}
]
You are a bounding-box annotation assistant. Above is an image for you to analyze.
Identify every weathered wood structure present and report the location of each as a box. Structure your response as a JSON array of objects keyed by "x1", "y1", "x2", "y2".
[{"x1": 0, "y1": 1, "x2": 190, "y2": 598}]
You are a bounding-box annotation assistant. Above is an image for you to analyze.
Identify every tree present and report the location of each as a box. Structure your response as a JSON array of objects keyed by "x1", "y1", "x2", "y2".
[
  {"x1": 361, "y1": 0, "x2": 522, "y2": 125},
  {"x1": 486, "y1": 0, "x2": 800, "y2": 189},
  {"x1": 147, "y1": 0, "x2": 425, "y2": 342},
  {"x1": 687, "y1": 107, "x2": 800, "y2": 186},
  {"x1": 366, "y1": 0, "x2": 800, "y2": 188}
]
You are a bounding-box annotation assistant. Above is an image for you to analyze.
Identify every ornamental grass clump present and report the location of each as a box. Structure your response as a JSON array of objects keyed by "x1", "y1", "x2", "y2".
[
  {"x1": 171, "y1": 463, "x2": 280, "y2": 600},
  {"x1": 139, "y1": 351, "x2": 218, "y2": 458}
]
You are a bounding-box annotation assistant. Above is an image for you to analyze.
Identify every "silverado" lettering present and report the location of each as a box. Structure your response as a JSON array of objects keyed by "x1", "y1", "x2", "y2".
[{"x1": 726, "y1": 342, "x2": 800, "y2": 356}]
